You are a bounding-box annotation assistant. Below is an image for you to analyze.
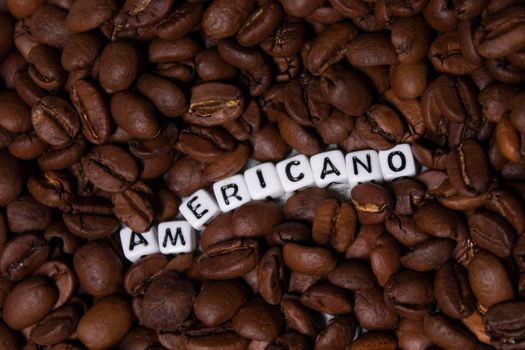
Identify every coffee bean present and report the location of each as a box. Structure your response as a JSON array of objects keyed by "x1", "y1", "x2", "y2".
[
  {"x1": 312, "y1": 198, "x2": 357, "y2": 253},
  {"x1": 202, "y1": 0, "x2": 257, "y2": 40},
  {"x1": 32, "y1": 96, "x2": 80, "y2": 147},
  {"x1": 237, "y1": 1, "x2": 283, "y2": 46},
  {"x1": 111, "y1": 181, "x2": 155, "y2": 233},
  {"x1": 469, "y1": 210, "x2": 515, "y2": 258},
  {"x1": 0, "y1": 233, "x2": 49, "y2": 281},
  {"x1": 283, "y1": 243, "x2": 337, "y2": 276},
  {"x1": 30, "y1": 304, "x2": 82, "y2": 345},
  {"x1": 435, "y1": 261, "x2": 476, "y2": 319},
  {"x1": 0, "y1": 151, "x2": 22, "y2": 207},
  {"x1": 63, "y1": 196, "x2": 120, "y2": 239},
  {"x1": 351, "y1": 183, "x2": 393, "y2": 225},
  {"x1": 111, "y1": 91, "x2": 161, "y2": 140},
  {"x1": 232, "y1": 296, "x2": 284, "y2": 341}
]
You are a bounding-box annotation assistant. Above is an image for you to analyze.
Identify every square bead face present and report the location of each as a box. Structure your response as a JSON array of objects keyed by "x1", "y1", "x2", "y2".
[
  {"x1": 310, "y1": 150, "x2": 348, "y2": 188},
  {"x1": 244, "y1": 162, "x2": 285, "y2": 200},
  {"x1": 276, "y1": 154, "x2": 316, "y2": 193},
  {"x1": 345, "y1": 150, "x2": 383, "y2": 188},
  {"x1": 379, "y1": 144, "x2": 417, "y2": 181},
  {"x1": 212, "y1": 174, "x2": 252, "y2": 212},
  {"x1": 179, "y1": 189, "x2": 221, "y2": 230},
  {"x1": 120, "y1": 226, "x2": 160, "y2": 263},
  {"x1": 157, "y1": 221, "x2": 196, "y2": 255}
]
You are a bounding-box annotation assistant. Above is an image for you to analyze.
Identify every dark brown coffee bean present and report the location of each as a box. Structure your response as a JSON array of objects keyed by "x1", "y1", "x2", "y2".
[
  {"x1": 34, "y1": 260, "x2": 77, "y2": 309},
  {"x1": 176, "y1": 125, "x2": 236, "y2": 163},
  {"x1": 354, "y1": 286, "x2": 399, "y2": 331},
  {"x1": 73, "y1": 240, "x2": 123, "y2": 297},
  {"x1": 320, "y1": 65, "x2": 373, "y2": 117},
  {"x1": 435, "y1": 261, "x2": 476, "y2": 319},
  {"x1": 429, "y1": 31, "x2": 480, "y2": 75},
  {"x1": 201, "y1": 0, "x2": 257, "y2": 39},
  {"x1": 218, "y1": 39, "x2": 265, "y2": 70},
  {"x1": 111, "y1": 91, "x2": 160, "y2": 140},
  {"x1": 6, "y1": 195, "x2": 52, "y2": 233},
  {"x1": 123, "y1": 254, "x2": 168, "y2": 297},
  {"x1": 281, "y1": 296, "x2": 316, "y2": 338},
  {"x1": 196, "y1": 239, "x2": 260, "y2": 280},
  {"x1": 166, "y1": 156, "x2": 211, "y2": 197},
  {"x1": 351, "y1": 183, "x2": 393, "y2": 225},
  {"x1": 447, "y1": 140, "x2": 490, "y2": 196},
  {"x1": 194, "y1": 280, "x2": 248, "y2": 327},
  {"x1": 63, "y1": 196, "x2": 119, "y2": 239},
  {"x1": 384, "y1": 270, "x2": 434, "y2": 320},
  {"x1": 413, "y1": 203, "x2": 462, "y2": 238},
  {"x1": 312, "y1": 199, "x2": 357, "y2": 253},
  {"x1": 391, "y1": 16, "x2": 432, "y2": 64},
  {"x1": 423, "y1": 314, "x2": 477, "y2": 350},
  {"x1": 3, "y1": 276, "x2": 58, "y2": 330},
  {"x1": 66, "y1": 0, "x2": 116, "y2": 33},
  {"x1": 0, "y1": 233, "x2": 49, "y2": 281},
  {"x1": 27, "y1": 44, "x2": 67, "y2": 90},
  {"x1": 61, "y1": 31, "x2": 104, "y2": 72},
  {"x1": 30, "y1": 303, "x2": 82, "y2": 346},
  {"x1": 346, "y1": 33, "x2": 398, "y2": 66},
  {"x1": 469, "y1": 211, "x2": 515, "y2": 258},
  {"x1": 283, "y1": 243, "x2": 337, "y2": 276},
  {"x1": 0, "y1": 320, "x2": 19, "y2": 349},
  {"x1": 356, "y1": 105, "x2": 406, "y2": 150},
  {"x1": 385, "y1": 215, "x2": 430, "y2": 247},
  {"x1": 70, "y1": 79, "x2": 112, "y2": 145},
  {"x1": 315, "y1": 109, "x2": 353, "y2": 145},
  {"x1": 32, "y1": 96, "x2": 80, "y2": 147},
  {"x1": 395, "y1": 318, "x2": 433, "y2": 350},
  {"x1": 148, "y1": 36, "x2": 199, "y2": 63},
  {"x1": 260, "y1": 16, "x2": 305, "y2": 58},
  {"x1": 277, "y1": 113, "x2": 323, "y2": 155},
  {"x1": 485, "y1": 189, "x2": 525, "y2": 234},
  {"x1": 77, "y1": 295, "x2": 133, "y2": 350},
  {"x1": 200, "y1": 213, "x2": 235, "y2": 251},
  {"x1": 195, "y1": 48, "x2": 239, "y2": 82},
  {"x1": 0, "y1": 151, "x2": 23, "y2": 207},
  {"x1": 82, "y1": 144, "x2": 138, "y2": 193},
  {"x1": 370, "y1": 234, "x2": 401, "y2": 287},
  {"x1": 257, "y1": 247, "x2": 286, "y2": 305},
  {"x1": 400, "y1": 238, "x2": 455, "y2": 272},
  {"x1": 232, "y1": 296, "x2": 284, "y2": 341},
  {"x1": 155, "y1": 2, "x2": 204, "y2": 40},
  {"x1": 0, "y1": 90, "x2": 32, "y2": 134},
  {"x1": 116, "y1": 326, "x2": 161, "y2": 350},
  {"x1": 237, "y1": 1, "x2": 283, "y2": 46},
  {"x1": 112, "y1": 182, "x2": 154, "y2": 233},
  {"x1": 98, "y1": 40, "x2": 142, "y2": 93},
  {"x1": 284, "y1": 75, "x2": 330, "y2": 126},
  {"x1": 266, "y1": 222, "x2": 311, "y2": 246},
  {"x1": 484, "y1": 301, "x2": 525, "y2": 349},
  {"x1": 232, "y1": 200, "x2": 282, "y2": 238},
  {"x1": 136, "y1": 73, "x2": 186, "y2": 118},
  {"x1": 250, "y1": 122, "x2": 291, "y2": 162},
  {"x1": 349, "y1": 332, "x2": 397, "y2": 350},
  {"x1": 301, "y1": 282, "x2": 353, "y2": 315},
  {"x1": 315, "y1": 316, "x2": 356, "y2": 350},
  {"x1": 13, "y1": 66, "x2": 47, "y2": 106},
  {"x1": 468, "y1": 250, "x2": 514, "y2": 312},
  {"x1": 28, "y1": 4, "x2": 69, "y2": 48},
  {"x1": 27, "y1": 170, "x2": 75, "y2": 209}
]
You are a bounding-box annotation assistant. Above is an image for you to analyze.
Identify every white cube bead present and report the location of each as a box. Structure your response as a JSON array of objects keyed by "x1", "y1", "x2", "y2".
[
  {"x1": 158, "y1": 221, "x2": 196, "y2": 255},
  {"x1": 180, "y1": 189, "x2": 221, "y2": 230},
  {"x1": 276, "y1": 154, "x2": 315, "y2": 193},
  {"x1": 310, "y1": 150, "x2": 348, "y2": 188},
  {"x1": 213, "y1": 174, "x2": 252, "y2": 212},
  {"x1": 345, "y1": 150, "x2": 383, "y2": 188},
  {"x1": 244, "y1": 162, "x2": 285, "y2": 200},
  {"x1": 379, "y1": 144, "x2": 417, "y2": 181},
  {"x1": 120, "y1": 226, "x2": 160, "y2": 263}
]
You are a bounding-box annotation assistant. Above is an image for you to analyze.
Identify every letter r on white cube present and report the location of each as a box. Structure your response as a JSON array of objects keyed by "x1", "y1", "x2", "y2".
[
  {"x1": 213, "y1": 174, "x2": 252, "y2": 212},
  {"x1": 120, "y1": 226, "x2": 160, "y2": 263},
  {"x1": 158, "y1": 221, "x2": 196, "y2": 255},
  {"x1": 179, "y1": 189, "x2": 221, "y2": 230},
  {"x1": 378, "y1": 144, "x2": 417, "y2": 181}
]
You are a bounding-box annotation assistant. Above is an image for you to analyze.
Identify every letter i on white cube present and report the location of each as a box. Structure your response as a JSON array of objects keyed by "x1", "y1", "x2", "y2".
[
  {"x1": 345, "y1": 150, "x2": 383, "y2": 188},
  {"x1": 310, "y1": 150, "x2": 348, "y2": 188},
  {"x1": 244, "y1": 162, "x2": 285, "y2": 200},
  {"x1": 379, "y1": 144, "x2": 417, "y2": 181},
  {"x1": 158, "y1": 221, "x2": 196, "y2": 255},
  {"x1": 276, "y1": 154, "x2": 315, "y2": 193},
  {"x1": 179, "y1": 189, "x2": 221, "y2": 230},
  {"x1": 213, "y1": 174, "x2": 252, "y2": 212},
  {"x1": 120, "y1": 226, "x2": 160, "y2": 263}
]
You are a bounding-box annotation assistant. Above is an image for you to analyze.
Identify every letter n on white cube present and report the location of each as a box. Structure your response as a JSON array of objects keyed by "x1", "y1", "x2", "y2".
[
  {"x1": 378, "y1": 144, "x2": 417, "y2": 181},
  {"x1": 158, "y1": 221, "x2": 196, "y2": 255}
]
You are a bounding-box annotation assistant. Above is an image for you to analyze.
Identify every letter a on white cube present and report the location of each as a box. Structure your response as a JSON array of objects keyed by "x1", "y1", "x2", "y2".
[
  {"x1": 213, "y1": 174, "x2": 252, "y2": 212},
  {"x1": 180, "y1": 189, "x2": 221, "y2": 230},
  {"x1": 120, "y1": 226, "x2": 160, "y2": 263},
  {"x1": 378, "y1": 144, "x2": 417, "y2": 181},
  {"x1": 158, "y1": 221, "x2": 196, "y2": 255},
  {"x1": 310, "y1": 150, "x2": 348, "y2": 188},
  {"x1": 345, "y1": 150, "x2": 383, "y2": 188},
  {"x1": 244, "y1": 162, "x2": 285, "y2": 200}
]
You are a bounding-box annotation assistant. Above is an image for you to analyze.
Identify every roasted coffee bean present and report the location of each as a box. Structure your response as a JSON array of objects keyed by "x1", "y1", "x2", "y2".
[
  {"x1": 112, "y1": 181, "x2": 154, "y2": 233},
  {"x1": 429, "y1": 31, "x2": 480, "y2": 75},
  {"x1": 315, "y1": 316, "x2": 356, "y2": 350},
  {"x1": 30, "y1": 303, "x2": 82, "y2": 345},
  {"x1": 184, "y1": 82, "x2": 244, "y2": 126},
  {"x1": 194, "y1": 280, "x2": 248, "y2": 327},
  {"x1": 77, "y1": 295, "x2": 133, "y2": 350},
  {"x1": 70, "y1": 79, "x2": 112, "y2": 145},
  {"x1": 232, "y1": 200, "x2": 282, "y2": 238},
  {"x1": 176, "y1": 125, "x2": 236, "y2": 163},
  {"x1": 82, "y1": 144, "x2": 138, "y2": 193},
  {"x1": 283, "y1": 75, "x2": 330, "y2": 127},
  {"x1": 469, "y1": 210, "x2": 515, "y2": 258},
  {"x1": 98, "y1": 40, "x2": 142, "y2": 93},
  {"x1": 195, "y1": 48, "x2": 239, "y2": 82},
  {"x1": 395, "y1": 318, "x2": 433, "y2": 350},
  {"x1": 435, "y1": 261, "x2": 476, "y2": 319},
  {"x1": 300, "y1": 282, "x2": 353, "y2": 315},
  {"x1": 283, "y1": 243, "x2": 337, "y2": 276},
  {"x1": 277, "y1": 113, "x2": 323, "y2": 155},
  {"x1": 141, "y1": 270, "x2": 195, "y2": 331},
  {"x1": 6, "y1": 195, "x2": 51, "y2": 233},
  {"x1": 484, "y1": 301, "x2": 525, "y2": 349},
  {"x1": 196, "y1": 239, "x2": 260, "y2": 279},
  {"x1": 260, "y1": 15, "x2": 305, "y2": 58},
  {"x1": 13, "y1": 67, "x2": 47, "y2": 107},
  {"x1": 250, "y1": 122, "x2": 291, "y2": 162},
  {"x1": 370, "y1": 234, "x2": 401, "y2": 286},
  {"x1": 351, "y1": 183, "x2": 393, "y2": 225},
  {"x1": 202, "y1": 0, "x2": 257, "y2": 40},
  {"x1": 356, "y1": 104, "x2": 406, "y2": 150},
  {"x1": 63, "y1": 196, "x2": 120, "y2": 239},
  {"x1": 312, "y1": 198, "x2": 357, "y2": 253},
  {"x1": 384, "y1": 270, "x2": 434, "y2": 320},
  {"x1": 34, "y1": 260, "x2": 77, "y2": 309},
  {"x1": 0, "y1": 151, "x2": 23, "y2": 206},
  {"x1": 400, "y1": 238, "x2": 455, "y2": 272},
  {"x1": 111, "y1": 91, "x2": 160, "y2": 140},
  {"x1": 281, "y1": 296, "x2": 316, "y2": 337},
  {"x1": 27, "y1": 44, "x2": 67, "y2": 90},
  {"x1": 136, "y1": 73, "x2": 186, "y2": 118},
  {"x1": 414, "y1": 202, "x2": 461, "y2": 238},
  {"x1": 61, "y1": 31, "x2": 104, "y2": 72},
  {"x1": 3, "y1": 276, "x2": 58, "y2": 330},
  {"x1": 74, "y1": 240, "x2": 123, "y2": 297},
  {"x1": 166, "y1": 156, "x2": 210, "y2": 197},
  {"x1": 258, "y1": 247, "x2": 286, "y2": 305},
  {"x1": 237, "y1": 1, "x2": 283, "y2": 46},
  {"x1": 232, "y1": 296, "x2": 284, "y2": 341},
  {"x1": 447, "y1": 140, "x2": 490, "y2": 196},
  {"x1": 27, "y1": 170, "x2": 75, "y2": 209},
  {"x1": 32, "y1": 96, "x2": 80, "y2": 147},
  {"x1": 423, "y1": 313, "x2": 477, "y2": 350},
  {"x1": 346, "y1": 33, "x2": 399, "y2": 67},
  {"x1": 0, "y1": 233, "x2": 49, "y2": 281}
]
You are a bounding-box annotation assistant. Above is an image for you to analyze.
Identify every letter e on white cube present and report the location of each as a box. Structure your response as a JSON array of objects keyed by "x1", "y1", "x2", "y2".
[{"x1": 179, "y1": 189, "x2": 221, "y2": 230}]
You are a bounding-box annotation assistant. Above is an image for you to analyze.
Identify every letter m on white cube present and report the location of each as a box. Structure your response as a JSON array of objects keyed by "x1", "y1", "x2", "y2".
[{"x1": 158, "y1": 221, "x2": 196, "y2": 255}]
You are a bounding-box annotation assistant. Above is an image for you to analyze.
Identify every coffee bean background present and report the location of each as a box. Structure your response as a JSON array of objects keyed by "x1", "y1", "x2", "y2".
[{"x1": 0, "y1": 0, "x2": 525, "y2": 349}]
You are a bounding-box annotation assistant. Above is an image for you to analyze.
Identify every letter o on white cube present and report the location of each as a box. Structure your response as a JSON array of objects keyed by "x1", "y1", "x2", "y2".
[
  {"x1": 120, "y1": 226, "x2": 160, "y2": 263},
  {"x1": 378, "y1": 144, "x2": 416, "y2": 181}
]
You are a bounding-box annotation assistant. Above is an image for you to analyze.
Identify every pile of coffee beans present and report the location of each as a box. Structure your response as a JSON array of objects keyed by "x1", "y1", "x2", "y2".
[{"x1": 0, "y1": 0, "x2": 525, "y2": 349}]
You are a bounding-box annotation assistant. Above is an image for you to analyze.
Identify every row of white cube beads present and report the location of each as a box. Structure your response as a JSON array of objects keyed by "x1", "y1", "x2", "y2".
[
  {"x1": 120, "y1": 221, "x2": 196, "y2": 262},
  {"x1": 177, "y1": 144, "x2": 416, "y2": 230}
]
